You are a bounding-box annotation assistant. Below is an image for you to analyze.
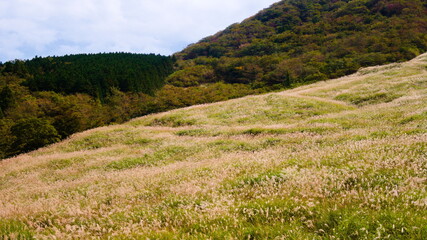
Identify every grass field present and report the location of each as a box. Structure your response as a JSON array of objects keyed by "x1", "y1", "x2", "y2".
[{"x1": 0, "y1": 53, "x2": 426, "y2": 239}]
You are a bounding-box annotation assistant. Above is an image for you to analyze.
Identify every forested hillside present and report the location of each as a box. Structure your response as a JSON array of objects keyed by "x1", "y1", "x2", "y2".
[
  {"x1": 0, "y1": 54, "x2": 255, "y2": 158},
  {"x1": 173, "y1": 0, "x2": 427, "y2": 88},
  {"x1": 3, "y1": 53, "x2": 173, "y2": 99}
]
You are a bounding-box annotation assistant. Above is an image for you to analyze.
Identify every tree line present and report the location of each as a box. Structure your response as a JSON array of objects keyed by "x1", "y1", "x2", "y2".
[{"x1": 3, "y1": 53, "x2": 174, "y2": 100}]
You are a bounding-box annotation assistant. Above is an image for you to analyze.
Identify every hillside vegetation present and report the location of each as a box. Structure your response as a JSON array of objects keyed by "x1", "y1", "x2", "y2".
[
  {"x1": 2, "y1": 53, "x2": 174, "y2": 100},
  {"x1": 0, "y1": 53, "x2": 426, "y2": 239},
  {"x1": 2, "y1": 0, "x2": 427, "y2": 158},
  {"x1": 0, "y1": 54, "x2": 254, "y2": 158},
  {"x1": 174, "y1": 0, "x2": 427, "y2": 88}
]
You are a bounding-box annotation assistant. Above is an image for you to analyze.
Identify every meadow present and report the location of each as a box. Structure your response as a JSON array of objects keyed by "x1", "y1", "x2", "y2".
[{"x1": 0, "y1": 53, "x2": 426, "y2": 239}]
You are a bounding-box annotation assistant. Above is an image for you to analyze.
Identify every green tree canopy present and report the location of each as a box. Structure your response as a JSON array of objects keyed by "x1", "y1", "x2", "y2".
[
  {"x1": 175, "y1": 0, "x2": 427, "y2": 89},
  {"x1": 10, "y1": 118, "x2": 60, "y2": 155},
  {"x1": 0, "y1": 86, "x2": 15, "y2": 113}
]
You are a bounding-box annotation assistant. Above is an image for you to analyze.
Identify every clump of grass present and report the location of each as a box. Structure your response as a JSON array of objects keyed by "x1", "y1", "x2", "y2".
[
  {"x1": 261, "y1": 138, "x2": 284, "y2": 147},
  {"x1": 399, "y1": 111, "x2": 427, "y2": 124},
  {"x1": 175, "y1": 129, "x2": 212, "y2": 137},
  {"x1": 67, "y1": 132, "x2": 112, "y2": 150},
  {"x1": 148, "y1": 115, "x2": 196, "y2": 127},
  {"x1": 106, "y1": 155, "x2": 154, "y2": 170},
  {"x1": 123, "y1": 138, "x2": 151, "y2": 146},
  {"x1": 46, "y1": 157, "x2": 84, "y2": 170},
  {"x1": 335, "y1": 92, "x2": 401, "y2": 106},
  {"x1": 369, "y1": 130, "x2": 390, "y2": 139},
  {"x1": 61, "y1": 128, "x2": 152, "y2": 151},
  {"x1": 241, "y1": 126, "x2": 337, "y2": 136},
  {"x1": 208, "y1": 140, "x2": 259, "y2": 152},
  {"x1": 310, "y1": 203, "x2": 426, "y2": 239},
  {"x1": 106, "y1": 146, "x2": 194, "y2": 170},
  {"x1": 241, "y1": 128, "x2": 287, "y2": 135}
]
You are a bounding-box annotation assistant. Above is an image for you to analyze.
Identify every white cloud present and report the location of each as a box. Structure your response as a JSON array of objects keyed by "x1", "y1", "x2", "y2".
[{"x1": 0, "y1": 0, "x2": 278, "y2": 62}]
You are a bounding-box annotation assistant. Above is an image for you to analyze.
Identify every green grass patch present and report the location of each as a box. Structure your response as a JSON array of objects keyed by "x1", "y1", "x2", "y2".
[
  {"x1": 402, "y1": 128, "x2": 427, "y2": 135},
  {"x1": 202, "y1": 95, "x2": 354, "y2": 126},
  {"x1": 68, "y1": 133, "x2": 113, "y2": 150},
  {"x1": 311, "y1": 204, "x2": 427, "y2": 239},
  {"x1": 106, "y1": 155, "x2": 155, "y2": 170},
  {"x1": 0, "y1": 219, "x2": 34, "y2": 239},
  {"x1": 335, "y1": 92, "x2": 401, "y2": 106},
  {"x1": 106, "y1": 145, "x2": 197, "y2": 170},
  {"x1": 399, "y1": 111, "x2": 427, "y2": 125},
  {"x1": 233, "y1": 196, "x2": 427, "y2": 240},
  {"x1": 369, "y1": 130, "x2": 390, "y2": 139},
  {"x1": 61, "y1": 129, "x2": 152, "y2": 152},
  {"x1": 148, "y1": 115, "x2": 196, "y2": 127},
  {"x1": 175, "y1": 129, "x2": 213, "y2": 137},
  {"x1": 123, "y1": 138, "x2": 152, "y2": 146},
  {"x1": 241, "y1": 126, "x2": 338, "y2": 136},
  {"x1": 45, "y1": 157, "x2": 84, "y2": 170},
  {"x1": 208, "y1": 138, "x2": 283, "y2": 153},
  {"x1": 241, "y1": 128, "x2": 287, "y2": 135},
  {"x1": 208, "y1": 140, "x2": 258, "y2": 152}
]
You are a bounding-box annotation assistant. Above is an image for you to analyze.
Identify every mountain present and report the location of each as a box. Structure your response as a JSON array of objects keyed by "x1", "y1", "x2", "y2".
[
  {"x1": 0, "y1": 52, "x2": 426, "y2": 239},
  {"x1": 2, "y1": 0, "x2": 426, "y2": 159},
  {"x1": 172, "y1": 0, "x2": 427, "y2": 88}
]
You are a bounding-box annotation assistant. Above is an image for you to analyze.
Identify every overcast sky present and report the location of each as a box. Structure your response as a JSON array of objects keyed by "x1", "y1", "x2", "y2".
[{"x1": 0, "y1": 0, "x2": 278, "y2": 62}]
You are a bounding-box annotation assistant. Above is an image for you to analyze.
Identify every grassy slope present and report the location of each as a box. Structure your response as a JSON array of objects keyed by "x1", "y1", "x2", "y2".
[{"x1": 1, "y1": 53, "x2": 426, "y2": 239}]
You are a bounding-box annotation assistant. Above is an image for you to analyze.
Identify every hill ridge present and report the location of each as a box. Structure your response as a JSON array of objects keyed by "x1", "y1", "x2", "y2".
[
  {"x1": 2, "y1": 52, "x2": 427, "y2": 160},
  {"x1": 2, "y1": 0, "x2": 426, "y2": 159},
  {"x1": 0, "y1": 53, "x2": 426, "y2": 238}
]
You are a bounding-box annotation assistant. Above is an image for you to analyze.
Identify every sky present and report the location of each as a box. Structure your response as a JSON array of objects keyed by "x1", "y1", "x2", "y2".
[{"x1": 0, "y1": 0, "x2": 278, "y2": 62}]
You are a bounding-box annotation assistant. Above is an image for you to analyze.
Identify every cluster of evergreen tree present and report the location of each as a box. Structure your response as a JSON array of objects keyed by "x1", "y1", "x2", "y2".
[
  {"x1": 3, "y1": 53, "x2": 174, "y2": 99},
  {"x1": 172, "y1": 0, "x2": 427, "y2": 89}
]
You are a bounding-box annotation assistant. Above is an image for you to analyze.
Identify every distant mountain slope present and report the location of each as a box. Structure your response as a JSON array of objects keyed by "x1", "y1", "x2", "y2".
[
  {"x1": 172, "y1": 0, "x2": 427, "y2": 88},
  {"x1": 0, "y1": 53, "x2": 426, "y2": 239}
]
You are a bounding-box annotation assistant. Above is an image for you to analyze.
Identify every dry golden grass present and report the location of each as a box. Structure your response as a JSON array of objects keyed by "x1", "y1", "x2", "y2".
[{"x1": 0, "y1": 53, "x2": 426, "y2": 239}]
